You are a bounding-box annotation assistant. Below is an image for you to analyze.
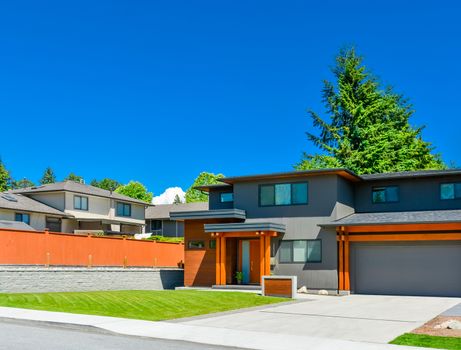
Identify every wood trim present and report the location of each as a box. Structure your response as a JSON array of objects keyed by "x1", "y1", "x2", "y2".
[
  {"x1": 348, "y1": 233, "x2": 461, "y2": 242},
  {"x1": 346, "y1": 223, "x2": 461, "y2": 233},
  {"x1": 344, "y1": 234, "x2": 350, "y2": 291},
  {"x1": 338, "y1": 237, "x2": 344, "y2": 290},
  {"x1": 215, "y1": 236, "x2": 221, "y2": 285},
  {"x1": 259, "y1": 235, "x2": 265, "y2": 283},
  {"x1": 264, "y1": 234, "x2": 271, "y2": 276},
  {"x1": 220, "y1": 237, "x2": 226, "y2": 284}
]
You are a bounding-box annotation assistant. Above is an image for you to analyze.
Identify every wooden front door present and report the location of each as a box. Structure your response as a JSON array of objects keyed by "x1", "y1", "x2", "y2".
[{"x1": 249, "y1": 240, "x2": 260, "y2": 284}]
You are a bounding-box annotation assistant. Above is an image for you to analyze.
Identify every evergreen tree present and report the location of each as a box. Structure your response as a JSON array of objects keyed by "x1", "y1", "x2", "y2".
[
  {"x1": 0, "y1": 160, "x2": 11, "y2": 192},
  {"x1": 11, "y1": 178, "x2": 35, "y2": 189},
  {"x1": 296, "y1": 47, "x2": 445, "y2": 174},
  {"x1": 40, "y1": 167, "x2": 56, "y2": 185},
  {"x1": 64, "y1": 173, "x2": 84, "y2": 183},
  {"x1": 173, "y1": 194, "x2": 183, "y2": 204},
  {"x1": 90, "y1": 178, "x2": 121, "y2": 191},
  {"x1": 185, "y1": 172, "x2": 224, "y2": 203}
]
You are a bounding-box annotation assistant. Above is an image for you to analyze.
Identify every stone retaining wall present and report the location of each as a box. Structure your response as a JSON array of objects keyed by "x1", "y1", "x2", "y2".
[{"x1": 0, "y1": 266, "x2": 184, "y2": 293}]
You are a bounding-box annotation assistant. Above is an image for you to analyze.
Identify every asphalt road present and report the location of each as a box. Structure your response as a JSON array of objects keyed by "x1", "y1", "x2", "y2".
[{"x1": 0, "y1": 319, "x2": 241, "y2": 350}]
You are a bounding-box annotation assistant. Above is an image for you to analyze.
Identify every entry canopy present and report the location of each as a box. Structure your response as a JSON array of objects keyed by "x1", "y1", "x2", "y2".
[{"x1": 204, "y1": 221, "x2": 286, "y2": 234}]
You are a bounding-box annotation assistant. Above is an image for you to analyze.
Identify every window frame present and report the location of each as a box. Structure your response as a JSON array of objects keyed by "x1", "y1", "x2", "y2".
[
  {"x1": 73, "y1": 195, "x2": 89, "y2": 211},
  {"x1": 188, "y1": 240, "x2": 206, "y2": 249},
  {"x1": 15, "y1": 212, "x2": 30, "y2": 225},
  {"x1": 209, "y1": 239, "x2": 216, "y2": 249},
  {"x1": 150, "y1": 219, "x2": 163, "y2": 232},
  {"x1": 371, "y1": 186, "x2": 400, "y2": 204},
  {"x1": 278, "y1": 239, "x2": 322, "y2": 264},
  {"x1": 220, "y1": 192, "x2": 234, "y2": 203},
  {"x1": 258, "y1": 182, "x2": 309, "y2": 207},
  {"x1": 440, "y1": 182, "x2": 461, "y2": 200},
  {"x1": 116, "y1": 202, "x2": 132, "y2": 217}
]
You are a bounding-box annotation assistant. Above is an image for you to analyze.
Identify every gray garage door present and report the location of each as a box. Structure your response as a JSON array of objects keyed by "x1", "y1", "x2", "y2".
[{"x1": 351, "y1": 242, "x2": 461, "y2": 297}]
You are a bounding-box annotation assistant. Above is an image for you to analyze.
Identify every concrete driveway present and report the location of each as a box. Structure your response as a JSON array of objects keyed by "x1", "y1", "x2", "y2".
[{"x1": 175, "y1": 294, "x2": 461, "y2": 343}]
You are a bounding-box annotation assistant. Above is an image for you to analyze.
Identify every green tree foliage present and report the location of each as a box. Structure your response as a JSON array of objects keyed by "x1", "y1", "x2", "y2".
[
  {"x1": 64, "y1": 173, "x2": 84, "y2": 183},
  {"x1": 296, "y1": 47, "x2": 445, "y2": 174},
  {"x1": 90, "y1": 178, "x2": 121, "y2": 192},
  {"x1": 40, "y1": 167, "x2": 56, "y2": 185},
  {"x1": 173, "y1": 194, "x2": 183, "y2": 204},
  {"x1": 0, "y1": 160, "x2": 12, "y2": 191},
  {"x1": 185, "y1": 172, "x2": 224, "y2": 203},
  {"x1": 11, "y1": 178, "x2": 35, "y2": 189},
  {"x1": 115, "y1": 181, "x2": 153, "y2": 203}
]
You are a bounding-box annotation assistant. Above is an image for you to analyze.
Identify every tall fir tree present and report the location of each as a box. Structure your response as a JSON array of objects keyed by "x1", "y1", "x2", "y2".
[
  {"x1": 296, "y1": 47, "x2": 445, "y2": 174},
  {"x1": 40, "y1": 167, "x2": 56, "y2": 185}
]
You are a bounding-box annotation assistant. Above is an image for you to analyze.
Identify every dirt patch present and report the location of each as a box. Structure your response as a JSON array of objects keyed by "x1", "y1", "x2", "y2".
[{"x1": 412, "y1": 316, "x2": 461, "y2": 337}]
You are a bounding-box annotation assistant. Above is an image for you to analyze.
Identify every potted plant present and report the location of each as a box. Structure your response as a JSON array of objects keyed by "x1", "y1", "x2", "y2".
[{"x1": 235, "y1": 271, "x2": 243, "y2": 285}]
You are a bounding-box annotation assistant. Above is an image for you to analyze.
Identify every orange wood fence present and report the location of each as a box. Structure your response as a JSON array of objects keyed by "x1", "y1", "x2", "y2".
[{"x1": 0, "y1": 228, "x2": 184, "y2": 267}]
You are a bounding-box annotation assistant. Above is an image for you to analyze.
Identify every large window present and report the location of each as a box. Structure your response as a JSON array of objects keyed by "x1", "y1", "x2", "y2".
[
  {"x1": 220, "y1": 192, "x2": 234, "y2": 203},
  {"x1": 150, "y1": 220, "x2": 162, "y2": 232},
  {"x1": 441, "y1": 183, "x2": 461, "y2": 200},
  {"x1": 188, "y1": 240, "x2": 205, "y2": 249},
  {"x1": 279, "y1": 240, "x2": 321, "y2": 263},
  {"x1": 116, "y1": 202, "x2": 131, "y2": 217},
  {"x1": 15, "y1": 213, "x2": 30, "y2": 225},
  {"x1": 372, "y1": 186, "x2": 399, "y2": 203},
  {"x1": 259, "y1": 182, "x2": 308, "y2": 206},
  {"x1": 73, "y1": 195, "x2": 88, "y2": 210}
]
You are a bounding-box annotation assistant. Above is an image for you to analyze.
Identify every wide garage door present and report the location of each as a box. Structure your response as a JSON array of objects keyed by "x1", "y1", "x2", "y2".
[{"x1": 351, "y1": 242, "x2": 461, "y2": 297}]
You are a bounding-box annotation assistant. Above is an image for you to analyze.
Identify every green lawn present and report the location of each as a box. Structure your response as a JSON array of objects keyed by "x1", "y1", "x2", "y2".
[
  {"x1": 391, "y1": 333, "x2": 461, "y2": 350},
  {"x1": 0, "y1": 290, "x2": 285, "y2": 321}
]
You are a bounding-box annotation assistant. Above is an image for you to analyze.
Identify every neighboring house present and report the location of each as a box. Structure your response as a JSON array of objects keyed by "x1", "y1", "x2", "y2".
[
  {"x1": 171, "y1": 169, "x2": 461, "y2": 297},
  {"x1": 0, "y1": 192, "x2": 69, "y2": 231},
  {"x1": 145, "y1": 202, "x2": 208, "y2": 237},
  {"x1": 13, "y1": 181, "x2": 150, "y2": 234}
]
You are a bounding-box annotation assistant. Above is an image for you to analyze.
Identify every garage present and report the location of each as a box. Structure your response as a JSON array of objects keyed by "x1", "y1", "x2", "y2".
[{"x1": 350, "y1": 242, "x2": 461, "y2": 297}]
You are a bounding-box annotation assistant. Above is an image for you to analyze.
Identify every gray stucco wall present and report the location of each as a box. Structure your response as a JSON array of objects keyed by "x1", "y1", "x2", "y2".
[
  {"x1": 0, "y1": 266, "x2": 184, "y2": 293},
  {"x1": 209, "y1": 190, "x2": 234, "y2": 210},
  {"x1": 355, "y1": 175, "x2": 461, "y2": 213}
]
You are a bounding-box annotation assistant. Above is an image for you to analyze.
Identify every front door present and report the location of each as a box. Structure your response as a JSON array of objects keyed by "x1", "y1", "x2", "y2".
[{"x1": 241, "y1": 240, "x2": 260, "y2": 284}]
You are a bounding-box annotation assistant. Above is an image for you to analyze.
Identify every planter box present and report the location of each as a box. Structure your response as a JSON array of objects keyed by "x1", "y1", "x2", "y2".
[{"x1": 262, "y1": 275, "x2": 297, "y2": 298}]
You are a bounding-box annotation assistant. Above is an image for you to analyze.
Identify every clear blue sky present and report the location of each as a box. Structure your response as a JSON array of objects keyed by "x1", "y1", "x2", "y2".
[{"x1": 1, "y1": 0, "x2": 460, "y2": 195}]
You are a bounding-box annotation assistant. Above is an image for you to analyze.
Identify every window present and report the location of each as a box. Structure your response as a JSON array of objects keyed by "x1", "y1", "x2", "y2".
[
  {"x1": 188, "y1": 240, "x2": 205, "y2": 249},
  {"x1": 15, "y1": 213, "x2": 30, "y2": 225},
  {"x1": 220, "y1": 192, "x2": 234, "y2": 203},
  {"x1": 441, "y1": 183, "x2": 461, "y2": 200},
  {"x1": 116, "y1": 202, "x2": 131, "y2": 217},
  {"x1": 150, "y1": 220, "x2": 162, "y2": 232},
  {"x1": 46, "y1": 217, "x2": 61, "y2": 232},
  {"x1": 259, "y1": 182, "x2": 308, "y2": 206},
  {"x1": 73, "y1": 195, "x2": 88, "y2": 210},
  {"x1": 209, "y1": 239, "x2": 216, "y2": 249},
  {"x1": 278, "y1": 240, "x2": 322, "y2": 263},
  {"x1": 372, "y1": 186, "x2": 399, "y2": 203}
]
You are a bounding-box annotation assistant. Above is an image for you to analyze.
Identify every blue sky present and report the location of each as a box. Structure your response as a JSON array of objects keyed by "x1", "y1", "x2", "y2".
[{"x1": 1, "y1": 1, "x2": 460, "y2": 196}]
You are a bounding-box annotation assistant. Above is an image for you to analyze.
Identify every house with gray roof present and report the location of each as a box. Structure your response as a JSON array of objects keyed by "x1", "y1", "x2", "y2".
[
  {"x1": 172, "y1": 168, "x2": 461, "y2": 297},
  {"x1": 12, "y1": 181, "x2": 150, "y2": 234}
]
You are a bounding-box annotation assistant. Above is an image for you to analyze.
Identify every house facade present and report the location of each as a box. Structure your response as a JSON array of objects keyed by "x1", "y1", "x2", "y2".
[
  {"x1": 12, "y1": 181, "x2": 149, "y2": 234},
  {"x1": 172, "y1": 169, "x2": 461, "y2": 297}
]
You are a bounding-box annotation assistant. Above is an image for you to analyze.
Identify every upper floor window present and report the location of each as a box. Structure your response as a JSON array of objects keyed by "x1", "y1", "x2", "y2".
[
  {"x1": 220, "y1": 192, "x2": 234, "y2": 203},
  {"x1": 116, "y1": 202, "x2": 131, "y2": 217},
  {"x1": 151, "y1": 220, "x2": 162, "y2": 232},
  {"x1": 73, "y1": 195, "x2": 88, "y2": 210},
  {"x1": 440, "y1": 183, "x2": 461, "y2": 200},
  {"x1": 259, "y1": 182, "x2": 308, "y2": 206},
  {"x1": 372, "y1": 186, "x2": 399, "y2": 203},
  {"x1": 15, "y1": 213, "x2": 30, "y2": 225},
  {"x1": 279, "y1": 239, "x2": 321, "y2": 263}
]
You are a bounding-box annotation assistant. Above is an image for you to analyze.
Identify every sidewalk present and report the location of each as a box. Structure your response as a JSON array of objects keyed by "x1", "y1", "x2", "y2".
[{"x1": 0, "y1": 306, "x2": 424, "y2": 350}]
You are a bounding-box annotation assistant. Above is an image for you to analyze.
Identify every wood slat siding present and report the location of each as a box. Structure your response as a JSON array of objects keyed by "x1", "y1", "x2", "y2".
[{"x1": 264, "y1": 278, "x2": 293, "y2": 298}]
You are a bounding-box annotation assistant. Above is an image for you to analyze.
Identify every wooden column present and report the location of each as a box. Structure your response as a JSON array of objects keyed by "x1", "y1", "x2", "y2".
[
  {"x1": 337, "y1": 231, "x2": 344, "y2": 290},
  {"x1": 264, "y1": 234, "x2": 271, "y2": 276},
  {"x1": 220, "y1": 236, "x2": 226, "y2": 285},
  {"x1": 215, "y1": 235, "x2": 221, "y2": 285},
  {"x1": 344, "y1": 232, "x2": 350, "y2": 291},
  {"x1": 259, "y1": 233, "x2": 265, "y2": 284}
]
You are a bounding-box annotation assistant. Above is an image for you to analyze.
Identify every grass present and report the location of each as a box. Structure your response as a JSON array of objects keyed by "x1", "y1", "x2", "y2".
[
  {"x1": 145, "y1": 235, "x2": 184, "y2": 243},
  {"x1": 391, "y1": 333, "x2": 461, "y2": 349},
  {"x1": 0, "y1": 290, "x2": 285, "y2": 321}
]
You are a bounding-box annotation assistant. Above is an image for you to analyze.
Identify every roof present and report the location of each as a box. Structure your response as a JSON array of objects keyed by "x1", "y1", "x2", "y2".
[
  {"x1": 0, "y1": 220, "x2": 36, "y2": 231},
  {"x1": 322, "y1": 209, "x2": 461, "y2": 227},
  {"x1": 360, "y1": 169, "x2": 461, "y2": 181},
  {"x1": 0, "y1": 192, "x2": 69, "y2": 217},
  {"x1": 170, "y1": 208, "x2": 246, "y2": 221},
  {"x1": 13, "y1": 181, "x2": 150, "y2": 205},
  {"x1": 204, "y1": 222, "x2": 286, "y2": 233},
  {"x1": 219, "y1": 168, "x2": 361, "y2": 184},
  {"x1": 195, "y1": 184, "x2": 233, "y2": 192},
  {"x1": 146, "y1": 202, "x2": 209, "y2": 220}
]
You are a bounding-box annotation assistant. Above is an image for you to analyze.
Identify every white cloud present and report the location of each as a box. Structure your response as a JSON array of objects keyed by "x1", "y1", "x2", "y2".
[{"x1": 152, "y1": 187, "x2": 185, "y2": 205}]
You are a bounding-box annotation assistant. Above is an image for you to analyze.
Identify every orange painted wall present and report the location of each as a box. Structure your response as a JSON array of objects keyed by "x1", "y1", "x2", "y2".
[{"x1": 0, "y1": 228, "x2": 184, "y2": 267}]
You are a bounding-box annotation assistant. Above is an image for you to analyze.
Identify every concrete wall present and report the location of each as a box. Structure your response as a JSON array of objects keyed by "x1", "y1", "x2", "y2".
[
  {"x1": 355, "y1": 174, "x2": 461, "y2": 213},
  {"x1": 0, "y1": 266, "x2": 184, "y2": 293}
]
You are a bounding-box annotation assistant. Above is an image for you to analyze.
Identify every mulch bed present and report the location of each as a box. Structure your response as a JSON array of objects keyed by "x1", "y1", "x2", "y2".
[{"x1": 412, "y1": 316, "x2": 461, "y2": 338}]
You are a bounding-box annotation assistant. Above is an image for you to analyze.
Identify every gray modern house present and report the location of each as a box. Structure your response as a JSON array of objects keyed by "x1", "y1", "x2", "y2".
[{"x1": 172, "y1": 168, "x2": 461, "y2": 297}]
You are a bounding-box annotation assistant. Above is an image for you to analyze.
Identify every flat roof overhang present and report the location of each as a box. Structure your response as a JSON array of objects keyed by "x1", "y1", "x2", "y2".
[
  {"x1": 170, "y1": 209, "x2": 246, "y2": 221},
  {"x1": 204, "y1": 222, "x2": 286, "y2": 234}
]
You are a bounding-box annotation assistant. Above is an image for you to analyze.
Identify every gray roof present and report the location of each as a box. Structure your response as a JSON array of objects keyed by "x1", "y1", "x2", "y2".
[
  {"x1": 361, "y1": 169, "x2": 461, "y2": 181},
  {"x1": 322, "y1": 209, "x2": 461, "y2": 227},
  {"x1": 170, "y1": 208, "x2": 246, "y2": 221},
  {"x1": 0, "y1": 220, "x2": 36, "y2": 231},
  {"x1": 0, "y1": 192, "x2": 69, "y2": 217},
  {"x1": 204, "y1": 222, "x2": 286, "y2": 233},
  {"x1": 13, "y1": 181, "x2": 150, "y2": 205},
  {"x1": 146, "y1": 202, "x2": 209, "y2": 220}
]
